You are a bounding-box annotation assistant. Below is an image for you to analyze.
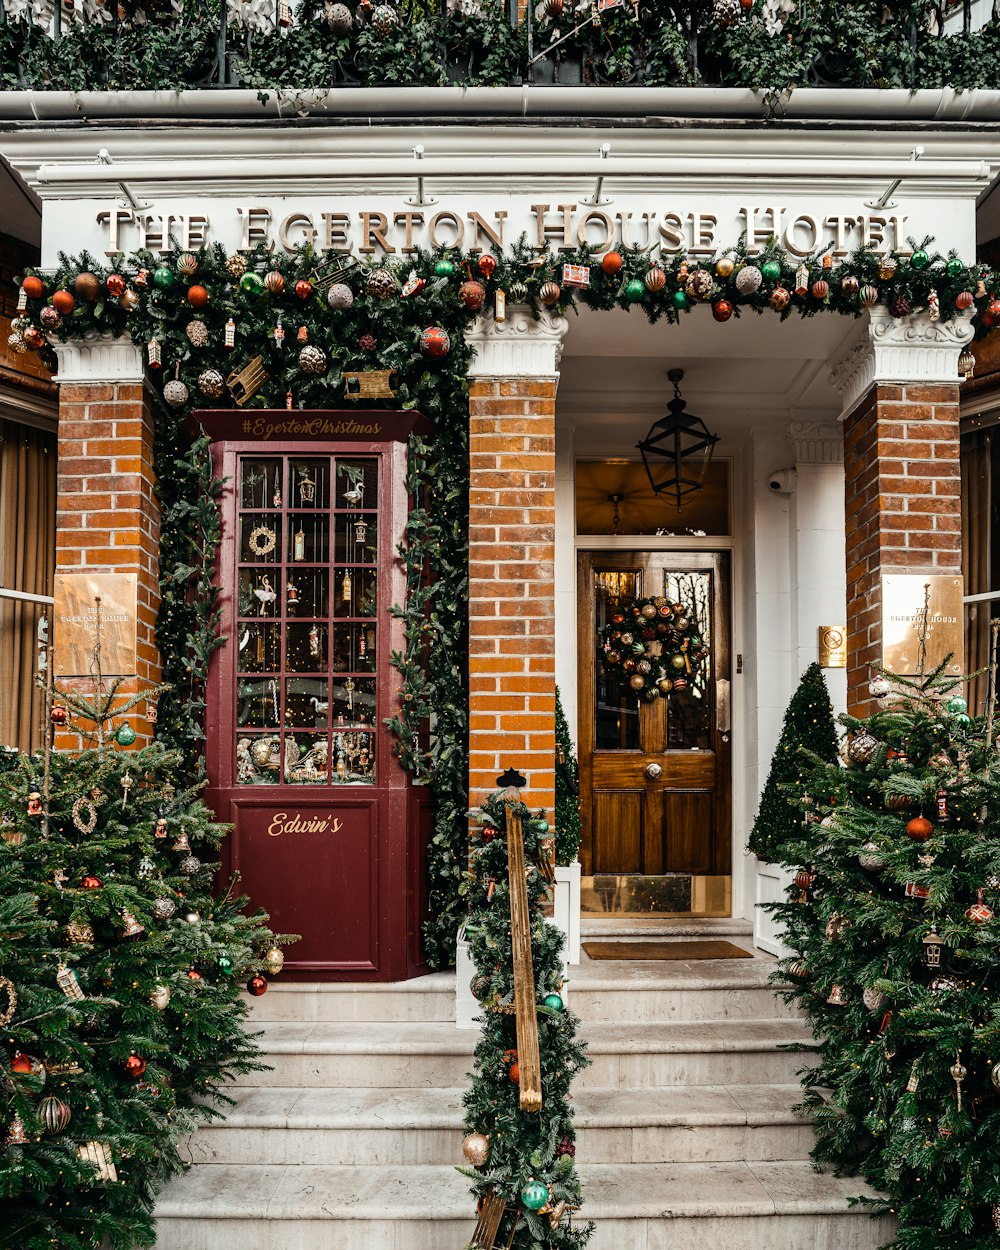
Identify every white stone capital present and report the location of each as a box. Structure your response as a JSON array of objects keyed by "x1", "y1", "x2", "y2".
[
  {"x1": 50, "y1": 333, "x2": 145, "y2": 386},
  {"x1": 465, "y1": 307, "x2": 569, "y2": 379},
  {"x1": 828, "y1": 307, "x2": 974, "y2": 418},
  {"x1": 788, "y1": 419, "x2": 843, "y2": 465}
]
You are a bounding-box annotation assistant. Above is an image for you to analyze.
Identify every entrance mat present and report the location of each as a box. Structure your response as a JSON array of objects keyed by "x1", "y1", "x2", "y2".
[{"x1": 582, "y1": 939, "x2": 754, "y2": 961}]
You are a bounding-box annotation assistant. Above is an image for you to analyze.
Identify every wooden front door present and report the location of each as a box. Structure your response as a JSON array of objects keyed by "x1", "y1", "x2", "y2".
[{"x1": 578, "y1": 551, "x2": 732, "y2": 882}]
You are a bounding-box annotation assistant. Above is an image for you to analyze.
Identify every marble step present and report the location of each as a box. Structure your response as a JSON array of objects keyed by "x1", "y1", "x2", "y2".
[
  {"x1": 188, "y1": 1083, "x2": 813, "y2": 1166},
  {"x1": 580, "y1": 917, "x2": 754, "y2": 938},
  {"x1": 153, "y1": 1161, "x2": 893, "y2": 1250},
  {"x1": 249, "y1": 972, "x2": 456, "y2": 1023},
  {"x1": 234, "y1": 1019, "x2": 813, "y2": 1089}
]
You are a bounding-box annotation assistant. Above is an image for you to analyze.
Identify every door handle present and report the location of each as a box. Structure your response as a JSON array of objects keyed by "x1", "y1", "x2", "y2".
[
  {"x1": 716, "y1": 678, "x2": 731, "y2": 735},
  {"x1": 645, "y1": 762, "x2": 662, "y2": 780}
]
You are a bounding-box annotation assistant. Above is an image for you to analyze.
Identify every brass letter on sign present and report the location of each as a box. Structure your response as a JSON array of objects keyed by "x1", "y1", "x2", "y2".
[{"x1": 53, "y1": 573, "x2": 138, "y2": 677}]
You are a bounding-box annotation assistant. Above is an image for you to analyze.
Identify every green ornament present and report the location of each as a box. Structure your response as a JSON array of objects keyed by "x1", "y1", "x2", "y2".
[
  {"x1": 240, "y1": 271, "x2": 265, "y2": 296},
  {"x1": 625, "y1": 278, "x2": 645, "y2": 303},
  {"x1": 114, "y1": 723, "x2": 136, "y2": 746},
  {"x1": 217, "y1": 955, "x2": 235, "y2": 975},
  {"x1": 434, "y1": 258, "x2": 455, "y2": 277},
  {"x1": 533, "y1": 819, "x2": 550, "y2": 833},
  {"x1": 911, "y1": 249, "x2": 930, "y2": 270},
  {"x1": 509, "y1": 280, "x2": 528, "y2": 302},
  {"x1": 946, "y1": 258, "x2": 963, "y2": 278},
  {"x1": 543, "y1": 993, "x2": 564, "y2": 1012},
  {"x1": 672, "y1": 290, "x2": 689, "y2": 310},
  {"x1": 946, "y1": 696, "x2": 968, "y2": 714},
  {"x1": 152, "y1": 266, "x2": 175, "y2": 290},
  {"x1": 689, "y1": 635, "x2": 702, "y2": 647},
  {"x1": 631, "y1": 642, "x2": 645, "y2": 655},
  {"x1": 761, "y1": 260, "x2": 782, "y2": 281},
  {"x1": 953, "y1": 713, "x2": 972, "y2": 729},
  {"x1": 521, "y1": 1179, "x2": 549, "y2": 1211}
]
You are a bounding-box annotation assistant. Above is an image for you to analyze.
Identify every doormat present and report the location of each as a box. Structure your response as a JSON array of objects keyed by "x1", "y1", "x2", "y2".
[{"x1": 582, "y1": 940, "x2": 754, "y2": 961}]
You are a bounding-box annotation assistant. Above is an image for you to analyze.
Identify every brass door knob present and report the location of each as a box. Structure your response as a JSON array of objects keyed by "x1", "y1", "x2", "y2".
[{"x1": 645, "y1": 762, "x2": 662, "y2": 780}]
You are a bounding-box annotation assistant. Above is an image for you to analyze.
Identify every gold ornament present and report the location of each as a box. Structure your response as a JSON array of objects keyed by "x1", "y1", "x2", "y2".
[
  {"x1": 66, "y1": 917, "x2": 94, "y2": 945},
  {"x1": 71, "y1": 795, "x2": 98, "y2": 834},
  {"x1": 121, "y1": 909, "x2": 145, "y2": 939},
  {"x1": 461, "y1": 1131, "x2": 490, "y2": 1167},
  {"x1": 248, "y1": 525, "x2": 277, "y2": 557},
  {"x1": 264, "y1": 946, "x2": 285, "y2": 974},
  {"x1": 150, "y1": 984, "x2": 171, "y2": 1010},
  {"x1": 56, "y1": 964, "x2": 85, "y2": 1000},
  {"x1": 6, "y1": 1113, "x2": 29, "y2": 1146},
  {"x1": 0, "y1": 974, "x2": 17, "y2": 1026},
  {"x1": 76, "y1": 1140, "x2": 118, "y2": 1182}
]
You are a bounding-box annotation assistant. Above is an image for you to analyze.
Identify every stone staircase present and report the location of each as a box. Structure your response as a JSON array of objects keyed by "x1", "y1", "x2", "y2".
[{"x1": 153, "y1": 923, "x2": 893, "y2": 1250}]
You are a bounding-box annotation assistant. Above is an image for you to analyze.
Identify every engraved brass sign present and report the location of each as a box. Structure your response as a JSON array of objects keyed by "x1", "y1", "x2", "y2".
[
  {"x1": 53, "y1": 573, "x2": 138, "y2": 677},
  {"x1": 818, "y1": 625, "x2": 847, "y2": 668},
  {"x1": 882, "y1": 574, "x2": 963, "y2": 677}
]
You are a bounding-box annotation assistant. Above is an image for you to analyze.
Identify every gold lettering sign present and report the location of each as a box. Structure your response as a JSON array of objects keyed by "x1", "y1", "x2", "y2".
[
  {"x1": 343, "y1": 370, "x2": 398, "y2": 400},
  {"x1": 882, "y1": 574, "x2": 963, "y2": 677},
  {"x1": 266, "y1": 811, "x2": 345, "y2": 837},
  {"x1": 818, "y1": 625, "x2": 847, "y2": 668},
  {"x1": 54, "y1": 573, "x2": 138, "y2": 677}
]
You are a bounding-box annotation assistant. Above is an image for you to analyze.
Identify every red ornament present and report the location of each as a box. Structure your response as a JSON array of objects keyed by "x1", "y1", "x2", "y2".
[
  {"x1": 984, "y1": 298, "x2": 1000, "y2": 326},
  {"x1": 124, "y1": 1053, "x2": 147, "y2": 1078},
  {"x1": 459, "y1": 280, "x2": 486, "y2": 311},
  {"x1": 105, "y1": 274, "x2": 127, "y2": 298},
  {"x1": 51, "y1": 289, "x2": 76, "y2": 315},
  {"x1": 905, "y1": 816, "x2": 933, "y2": 842},
  {"x1": 811, "y1": 279, "x2": 830, "y2": 300},
  {"x1": 955, "y1": 290, "x2": 974, "y2": 310},
  {"x1": 419, "y1": 326, "x2": 450, "y2": 358},
  {"x1": 769, "y1": 286, "x2": 790, "y2": 311},
  {"x1": 508, "y1": 1061, "x2": 520, "y2": 1084},
  {"x1": 50, "y1": 704, "x2": 68, "y2": 725},
  {"x1": 187, "y1": 969, "x2": 202, "y2": 980},
  {"x1": 81, "y1": 875, "x2": 103, "y2": 889},
  {"x1": 601, "y1": 251, "x2": 623, "y2": 276},
  {"x1": 21, "y1": 275, "x2": 45, "y2": 300},
  {"x1": 294, "y1": 279, "x2": 313, "y2": 300},
  {"x1": 22, "y1": 326, "x2": 44, "y2": 349},
  {"x1": 246, "y1": 973, "x2": 269, "y2": 997},
  {"x1": 477, "y1": 254, "x2": 498, "y2": 279},
  {"x1": 10, "y1": 1052, "x2": 32, "y2": 1075},
  {"x1": 644, "y1": 263, "x2": 667, "y2": 293},
  {"x1": 712, "y1": 299, "x2": 733, "y2": 322},
  {"x1": 794, "y1": 869, "x2": 814, "y2": 891},
  {"x1": 966, "y1": 889, "x2": 993, "y2": 923},
  {"x1": 539, "y1": 280, "x2": 561, "y2": 306},
  {"x1": 187, "y1": 285, "x2": 210, "y2": 309}
]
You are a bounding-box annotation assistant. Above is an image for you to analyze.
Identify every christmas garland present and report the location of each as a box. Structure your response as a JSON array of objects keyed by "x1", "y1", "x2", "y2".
[
  {"x1": 9, "y1": 233, "x2": 996, "y2": 966},
  {"x1": 600, "y1": 594, "x2": 709, "y2": 701}
]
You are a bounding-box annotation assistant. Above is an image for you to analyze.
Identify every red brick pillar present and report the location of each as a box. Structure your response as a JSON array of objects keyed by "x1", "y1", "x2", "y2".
[
  {"x1": 51, "y1": 339, "x2": 160, "y2": 749},
  {"x1": 465, "y1": 310, "x2": 568, "y2": 817},
  {"x1": 832, "y1": 309, "x2": 971, "y2": 716}
]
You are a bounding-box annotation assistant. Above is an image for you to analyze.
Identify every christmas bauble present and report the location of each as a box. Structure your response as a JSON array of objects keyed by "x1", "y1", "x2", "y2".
[
  {"x1": 673, "y1": 290, "x2": 689, "y2": 310},
  {"x1": 298, "y1": 344, "x2": 327, "y2": 375},
  {"x1": 50, "y1": 703, "x2": 68, "y2": 725},
  {"x1": 624, "y1": 278, "x2": 645, "y2": 303},
  {"x1": 124, "y1": 1053, "x2": 146, "y2": 1078},
  {"x1": 37, "y1": 1095, "x2": 71, "y2": 1136},
  {"x1": 152, "y1": 266, "x2": 175, "y2": 290},
  {"x1": 187, "y1": 968, "x2": 203, "y2": 980},
  {"x1": 644, "y1": 264, "x2": 667, "y2": 293},
  {"x1": 734, "y1": 265, "x2": 762, "y2": 295},
  {"x1": 163, "y1": 378, "x2": 190, "y2": 408},
  {"x1": 858, "y1": 842, "x2": 886, "y2": 870},
  {"x1": 115, "y1": 722, "x2": 136, "y2": 746},
  {"x1": 628, "y1": 674, "x2": 646, "y2": 691},
  {"x1": 39, "y1": 306, "x2": 62, "y2": 331},
  {"x1": 178, "y1": 855, "x2": 201, "y2": 875},
  {"x1": 953, "y1": 712, "x2": 972, "y2": 729},
  {"x1": 955, "y1": 290, "x2": 974, "y2": 310},
  {"x1": 105, "y1": 273, "x2": 127, "y2": 298},
  {"x1": 768, "y1": 286, "x2": 790, "y2": 311},
  {"x1": 657, "y1": 677, "x2": 673, "y2": 694},
  {"x1": 760, "y1": 259, "x2": 781, "y2": 282},
  {"x1": 358, "y1": 333, "x2": 377, "y2": 352},
  {"x1": 294, "y1": 279, "x2": 313, "y2": 301},
  {"x1": 794, "y1": 869, "x2": 814, "y2": 891},
  {"x1": 265, "y1": 269, "x2": 285, "y2": 295},
  {"x1": 367, "y1": 267, "x2": 397, "y2": 300},
  {"x1": 712, "y1": 299, "x2": 733, "y2": 322},
  {"x1": 811, "y1": 279, "x2": 829, "y2": 300},
  {"x1": 401, "y1": 270, "x2": 426, "y2": 298},
  {"x1": 862, "y1": 987, "x2": 888, "y2": 1013},
  {"x1": 508, "y1": 1060, "x2": 519, "y2": 1084},
  {"x1": 226, "y1": 253, "x2": 248, "y2": 279},
  {"x1": 419, "y1": 326, "x2": 450, "y2": 358},
  {"x1": 21, "y1": 275, "x2": 45, "y2": 299},
  {"x1": 52, "y1": 289, "x2": 76, "y2": 314},
  {"x1": 217, "y1": 955, "x2": 236, "y2": 975},
  {"x1": 119, "y1": 288, "x2": 140, "y2": 312},
  {"x1": 198, "y1": 369, "x2": 225, "y2": 399},
  {"x1": 152, "y1": 897, "x2": 176, "y2": 921},
  {"x1": 836, "y1": 274, "x2": 858, "y2": 297},
  {"x1": 859, "y1": 284, "x2": 880, "y2": 307},
  {"x1": 247, "y1": 973, "x2": 269, "y2": 996},
  {"x1": 946, "y1": 695, "x2": 968, "y2": 714},
  {"x1": 878, "y1": 256, "x2": 898, "y2": 281},
  {"x1": 905, "y1": 816, "x2": 933, "y2": 842},
  {"x1": 434, "y1": 257, "x2": 456, "y2": 277},
  {"x1": 509, "y1": 280, "x2": 528, "y2": 302},
  {"x1": 66, "y1": 918, "x2": 94, "y2": 945},
  {"x1": 911, "y1": 249, "x2": 929, "y2": 270},
  {"x1": 602, "y1": 251, "x2": 623, "y2": 276},
  {"x1": 10, "y1": 1051, "x2": 35, "y2": 1076},
  {"x1": 715, "y1": 257, "x2": 735, "y2": 278},
  {"x1": 325, "y1": 1, "x2": 352, "y2": 30},
  {"x1": 22, "y1": 326, "x2": 44, "y2": 350},
  {"x1": 685, "y1": 268, "x2": 713, "y2": 300},
  {"x1": 966, "y1": 891, "x2": 993, "y2": 923},
  {"x1": 459, "y1": 280, "x2": 486, "y2": 310},
  {"x1": 890, "y1": 295, "x2": 910, "y2": 319},
  {"x1": 150, "y1": 984, "x2": 171, "y2": 1010},
  {"x1": 521, "y1": 1179, "x2": 550, "y2": 1211},
  {"x1": 327, "y1": 282, "x2": 354, "y2": 310},
  {"x1": 789, "y1": 959, "x2": 808, "y2": 978},
  {"x1": 543, "y1": 993, "x2": 564, "y2": 1012},
  {"x1": 462, "y1": 1131, "x2": 490, "y2": 1167},
  {"x1": 477, "y1": 253, "x2": 497, "y2": 279},
  {"x1": 846, "y1": 731, "x2": 878, "y2": 765},
  {"x1": 869, "y1": 676, "x2": 890, "y2": 698},
  {"x1": 74, "y1": 272, "x2": 100, "y2": 301},
  {"x1": 240, "y1": 271, "x2": 265, "y2": 296},
  {"x1": 186, "y1": 320, "x2": 209, "y2": 348},
  {"x1": 371, "y1": 2, "x2": 398, "y2": 34},
  {"x1": 264, "y1": 946, "x2": 285, "y2": 974},
  {"x1": 470, "y1": 973, "x2": 490, "y2": 1001},
  {"x1": 540, "y1": 280, "x2": 562, "y2": 306},
  {"x1": 81, "y1": 874, "x2": 103, "y2": 889}
]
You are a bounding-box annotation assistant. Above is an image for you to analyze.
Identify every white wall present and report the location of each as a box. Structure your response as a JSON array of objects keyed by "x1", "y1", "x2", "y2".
[{"x1": 554, "y1": 417, "x2": 577, "y2": 740}]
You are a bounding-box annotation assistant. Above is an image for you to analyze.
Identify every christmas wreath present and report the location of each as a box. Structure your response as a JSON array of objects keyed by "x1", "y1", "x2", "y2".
[{"x1": 600, "y1": 595, "x2": 709, "y2": 700}]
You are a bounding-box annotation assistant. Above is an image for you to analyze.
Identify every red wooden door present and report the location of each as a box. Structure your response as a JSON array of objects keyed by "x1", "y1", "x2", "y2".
[
  {"x1": 578, "y1": 551, "x2": 732, "y2": 908},
  {"x1": 204, "y1": 420, "x2": 427, "y2": 981}
]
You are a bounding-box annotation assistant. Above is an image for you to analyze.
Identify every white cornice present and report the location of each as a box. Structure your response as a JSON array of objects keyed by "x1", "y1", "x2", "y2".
[
  {"x1": 50, "y1": 334, "x2": 144, "y2": 385},
  {"x1": 789, "y1": 419, "x2": 844, "y2": 464},
  {"x1": 466, "y1": 308, "x2": 569, "y2": 379}
]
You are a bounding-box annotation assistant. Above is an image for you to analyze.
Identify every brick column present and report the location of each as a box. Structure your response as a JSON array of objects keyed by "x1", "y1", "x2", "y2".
[
  {"x1": 465, "y1": 309, "x2": 569, "y2": 817},
  {"x1": 830, "y1": 308, "x2": 972, "y2": 716},
  {"x1": 50, "y1": 337, "x2": 160, "y2": 749}
]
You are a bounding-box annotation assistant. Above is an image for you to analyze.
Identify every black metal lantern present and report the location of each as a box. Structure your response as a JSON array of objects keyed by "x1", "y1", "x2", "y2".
[{"x1": 636, "y1": 368, "x2": 719, "y2": 511}]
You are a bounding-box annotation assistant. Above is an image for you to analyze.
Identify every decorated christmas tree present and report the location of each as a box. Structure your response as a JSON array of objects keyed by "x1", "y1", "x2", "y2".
[
  {"x1": 768, "y1": 664, "x2": 1000, "y2": 1249},
  {"x1": 748, "y1": 661, "x2": 839, "y2": 862},
  {"x1": 0, "y1": 663, "x2": 290, "y2": 1250},
  {"x1": 554, "y1": 688, "x2": 580, "y2": 868},
  {"x1": 461, "y1": 778, "x2": 591, "y2": 1248}
]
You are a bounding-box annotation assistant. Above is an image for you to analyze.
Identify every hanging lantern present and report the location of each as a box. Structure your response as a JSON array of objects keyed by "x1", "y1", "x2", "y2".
[
  {"x1": 959, "y1": 349, "x2": 975, "y2": 380},
  {"x1": 923, "y1": 927, "x2": 943, "y2": 968},
  {"x1": 636, "y1": 369, "x2": 719, "y2": 512},
  {"x1": 353, "y1": 517, "x2": 369, "y2": 545}
]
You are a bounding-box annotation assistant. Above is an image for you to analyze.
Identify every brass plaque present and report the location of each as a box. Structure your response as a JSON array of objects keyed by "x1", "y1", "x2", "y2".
[
  {"x1": 882, "y1": 574, "x2": 963, "y2": 677},
  {"x1": 818, "y1": 625, "x2": 847, "y2": 668},
  {"x1": 53, "y1": 573, "x2": 138, "y2": 678}
]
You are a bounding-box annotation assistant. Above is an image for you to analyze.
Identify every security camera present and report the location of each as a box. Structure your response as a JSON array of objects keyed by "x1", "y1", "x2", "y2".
[{"x1": 768, "y1": 469, "x2": 798, "y2": 494}]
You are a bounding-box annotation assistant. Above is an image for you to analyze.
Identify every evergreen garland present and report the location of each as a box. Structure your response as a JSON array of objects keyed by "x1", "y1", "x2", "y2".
[
  {"x1": 765, "y1": 666, "x2": 1000, "y2": 1249},
  {"x1": 748, "y1": 661, "x2": 839, "y2": 862},
  {"x1": 554, "y1": 688, "x2": 580, "y2": 868}
]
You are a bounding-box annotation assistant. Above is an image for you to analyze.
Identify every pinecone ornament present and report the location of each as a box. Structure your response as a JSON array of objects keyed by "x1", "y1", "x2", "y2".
[
  {"x1": 226, "y1": 253, "x2": 248, "y2": 279},
  {"x1": 197, "y1": 369, "x2": 225, "y2": 398},
  {"x1": 358, "y1": 333, "x2": 377, "y2": 352},
  {"x1": 7, "y1": 332, "x2": 26, "y2": 355},
  {"x1": 371, "y1": 3, "x2": 398, "y2": 35},
  {"x1": 890, "y1": 295, "x2": 911, "y2": 319},
  {"x1": 713, "y1": 0, "x2": 741, "y2": 25},
  {"x1": 366, "y1": 267, "x2": 398, "y2": 300},
  {"x1": 298, "y1": 344, "x2": 328, "y2": 375},
  {"x1": 186, "y1": 320, "x2": 209, "y2": 348}
]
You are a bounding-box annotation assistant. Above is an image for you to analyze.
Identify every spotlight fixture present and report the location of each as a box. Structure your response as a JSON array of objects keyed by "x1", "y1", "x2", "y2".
[{"x1": 636, "y1": 368, "x2": 718, "y2": 511}]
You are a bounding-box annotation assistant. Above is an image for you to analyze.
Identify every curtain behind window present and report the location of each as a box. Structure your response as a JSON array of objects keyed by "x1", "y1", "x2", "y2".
[
  {"x1": 962, "y1": 429, "x2": 993, "y2": 717},
  {"x1": 0, "y1": 418, "x2": 56, "y2": 751}
]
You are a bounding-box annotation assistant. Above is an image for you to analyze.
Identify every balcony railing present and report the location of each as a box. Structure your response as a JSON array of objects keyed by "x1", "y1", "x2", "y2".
[{"x1": 1, "y1": 0, "x2": 997, "y2": 92}]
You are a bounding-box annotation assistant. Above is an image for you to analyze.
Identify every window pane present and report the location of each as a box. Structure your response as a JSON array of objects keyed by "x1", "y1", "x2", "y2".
[
  {"x1": 594, "y1": 570, "x2": 642, "y2": 750},
  {"x1": 662, "y1": 571, "x2": 712, "y2": 750}
]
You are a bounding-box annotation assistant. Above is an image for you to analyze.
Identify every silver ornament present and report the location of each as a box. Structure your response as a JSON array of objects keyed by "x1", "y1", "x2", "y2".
[
  {"x1": 862, "y1": 987, "x2": 888, "y2": 1013},
  {"x1": 197, "y1": 368, "x2": 225, "y2": 398},
  {"x1": 7, "y1": 332, "x2": 26, "y2": 355},
  {"x1": 178, "y1": 855, "x2": 201, "y2": 876},
  {"x1": 183, "y1": 911, "x2": 201, "y2": 924},
  {"x1": 163, "y1": 379, "x2": 189, "y2": 408},
  {"x1": 298, "y1": 344, "x2": 327, "y2": 375},
  {"x1": 186, "y1": 320, "x2": 209, "y2": 348},
  {"x1": 858, "y1": 841, "x2": 885, "y2": 870},
  {"x1": 734, "y1": 265, "x2": 763, "y2": 295},
  {"x1": 712, "y1": 0, "x2": 740, "y2": 23},
  {"x1": 327, "y1": 282, "x2": 354, "y2": 310},
  {"x1": 370, "y1": 3, "x2": 398, "y2": 35},
  {"x1": 847, "y1": 731, "x2": 879, "y2": 766},
  {"x1": 366, "y1": 267, "x2": 398, "y2": 300},
  {"x1": 152, "y1": 897, "x2": 176, "y2": 921},
  {"x1": 150, "y1": 984, "x2": 171, "y2": 1010},
  {"x1": 324, "y1": 1, "x2": 352, "y2": 31},
  {"x1": 869, "y1": 676, "x2": 891, "y2": 698},
  {"x1": 264, "y1": 946, "x2": 285, "y2": 974}
]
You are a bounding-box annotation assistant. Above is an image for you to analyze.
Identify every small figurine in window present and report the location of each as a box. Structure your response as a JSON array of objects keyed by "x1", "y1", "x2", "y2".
[
  {"x1": 287, "y1": 581, "x2": 299, "y2": 615},
  {"x1": 298, "y1": 470, "x2": 316, "y2": 505},
  {"x1": 254, "y1": 576, "x2": 276, "y2": 616}
]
